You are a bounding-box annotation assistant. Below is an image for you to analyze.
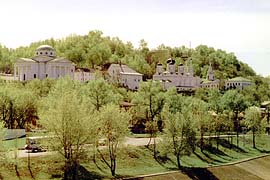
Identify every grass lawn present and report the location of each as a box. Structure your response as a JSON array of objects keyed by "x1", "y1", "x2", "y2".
[
  {"x1": 3, "y1": 137, "x2": 26, "y2": 150},
  {"x1": 0, "y1": 134, "x2": 269, "y2": 179}
]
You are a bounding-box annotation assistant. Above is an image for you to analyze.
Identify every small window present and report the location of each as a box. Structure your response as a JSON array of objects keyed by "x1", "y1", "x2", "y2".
[
  {"x1": 50, "y1": 52, "x2": 53, "y2": 55},
  {"x1": 40, "y1": 52, "x2": 43, "y2": 55},
  {"x1": 45, "y1": 52, "x2": 48, "y2": 55},
  {"x1": 71, "y1": 69, "x2": 73, "y2": 72},
  {"x1": 46, "y1": 74, "x2": 48, "y2": 78},
  {"x1": 36, "y1": 52, "x2": 38, "y2": 55},
  {"x1": 34, "y1": 74, "x2": 36, "y2": 78}
]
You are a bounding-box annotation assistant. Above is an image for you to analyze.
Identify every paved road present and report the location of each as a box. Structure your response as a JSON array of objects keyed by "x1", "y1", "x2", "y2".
[
  {"x1": 15, "y1": 134, "x2": 246, "y2": 158},
  {"x1": 18, "y1": 150, "x2": 53, "y2": 158},
  {"x1": 124, "y1": 137, "x2": 161, "y2": 146}
]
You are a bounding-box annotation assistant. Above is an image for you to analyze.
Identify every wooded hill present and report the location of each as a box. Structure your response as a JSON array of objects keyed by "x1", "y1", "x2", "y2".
[{"x1": 0, "y1": 30, "x2": 256, "y2": 80}]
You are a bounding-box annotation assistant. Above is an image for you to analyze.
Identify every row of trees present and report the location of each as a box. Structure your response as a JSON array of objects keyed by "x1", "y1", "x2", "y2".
[
  {"x1": 0, "y1": 77, "x2": 268, "y2": 178},
  {"x1": 38, "y1": 78, "x2": 267, "y2": 177}
]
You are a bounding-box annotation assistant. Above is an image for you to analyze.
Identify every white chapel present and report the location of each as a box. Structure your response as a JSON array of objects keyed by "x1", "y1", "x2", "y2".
[{"x1": 14, "y1": 45, "x2": 75, "y2": 81}]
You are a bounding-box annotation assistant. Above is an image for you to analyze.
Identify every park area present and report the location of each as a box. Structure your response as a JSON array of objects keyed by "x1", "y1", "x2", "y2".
[{"x1": 1, "y1": 133, "x2": 270, "y2": 180}]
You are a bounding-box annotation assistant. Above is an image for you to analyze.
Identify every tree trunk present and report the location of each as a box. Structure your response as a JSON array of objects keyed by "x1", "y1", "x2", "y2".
[
  {"x1": 253, "y1": 128, "x2": 256, "y2": 148},
  {"x1": 64, "y1": 160, "x2": 71, "y2": 180},
  {"x1": 200, "y1": 130, "x2": 204, "y2": 152},
  {"x1": 216, "y1": 131, "x2": 220, "y2": 150},
  {"x1": 111, "y1": 158, "x2": 116, "y2": 176},
  {"x1": 176, "y1": 154, "x2": 181, "y2": 169},
  {"x1": 235, "y1": 112, "x2": 239, "y2": 148},
  {"x1": 72, "y1": 162, "x2": 79, "y2": 180},
  {"x1": 15, "y1": 164, "x2": 20, "y2": 178},
  {"x1": 153, "y1": 137, "x2": 157, "y2": 158}
]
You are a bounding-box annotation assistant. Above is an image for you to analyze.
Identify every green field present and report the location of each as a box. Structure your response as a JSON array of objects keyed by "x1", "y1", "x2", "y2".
[
  {"x1": 0, "y1": 134, "x2": 270, "y2": 179},
  {"x1": 3, "y1": 137, "x2": 26, "y2": 150}
]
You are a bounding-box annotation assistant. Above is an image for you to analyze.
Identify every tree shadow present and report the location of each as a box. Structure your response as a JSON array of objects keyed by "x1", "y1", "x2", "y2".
[
  {"x1": 155, "y1": 154, "x2": 179, "y2": 169},
  {"x1": 194, "y1": 151, "x2": 213, "y2": 164},
  {"x1": 204, "y1": 144, "x2": 227, "y2": 156},
  {"x1": 78, "y1": 165, "x2": 104, "y2": 180},
  {"x1": 219, "y1": 139, "x2": 247, "y2": 153},
  {"x1": 190, "y1": 144, "x2": 229, "y2": 164},
  {"x1": 64, "y1": 165, "x2": 104, "y2": 180},
  {"x1": 181, "y1": 167, "x2": 219, "y2": 180},
  {"x1": 254, "y1": 147, "x2": 270, "y2": 153},
  {"x1": 93, "y1": 158, "x2": 106, "y2": 173}
]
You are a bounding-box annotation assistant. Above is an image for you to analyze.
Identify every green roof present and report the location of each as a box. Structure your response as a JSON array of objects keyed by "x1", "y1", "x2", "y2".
[
  {"x1": 201, "y1": 79, "x2": 220, "y2": 84},
  {"x1": 201, "y1": 79, "x2": 212, "y2": 83},
  {"x1": 228, "y1": 77, "x2": 252, "y2": 82}
]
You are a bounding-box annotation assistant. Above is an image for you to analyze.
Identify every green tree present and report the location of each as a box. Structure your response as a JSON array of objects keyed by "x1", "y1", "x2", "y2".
[
  {"x1": 191, "y1": 98, "x2": 211, "y2": 152},
  {"x1": 84, "y1": 79, "x2": 121, "y2": 111},
  {"x1": 161, "y1": 104, "x2": 196, "y2": 169},
  {"x1": 96, "y1": 104, "x2": 130, "y2": 177},
  {"x1": 244, "y1": 106, "x2": 262, "y2": 148},
  {"x1": 13, "y1": 90, "x2": 38, "y2": 129},
  {"x1": 0, "y1": 121, "x2": 6, "y2": 163},
  {"x1": 207, "y1": 89, "x2": 227, "y2": 149},
  {"x1": 131, "y1": 81, "x2": 164, "y2": 156},
  {"x1": 25, "y1": 78, "x2": 55, "y2": 97},
  {"x1": 221, "y1": 90, "x2": 250, "y2": 147},
  {"x1": 40, "y1": 78, "x2": 96, "y2": 180}
]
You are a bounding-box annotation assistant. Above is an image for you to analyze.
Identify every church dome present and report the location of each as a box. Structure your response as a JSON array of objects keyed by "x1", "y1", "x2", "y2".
[{"x1": 35, "y1": 45, "x2": 56, "y2": 57}]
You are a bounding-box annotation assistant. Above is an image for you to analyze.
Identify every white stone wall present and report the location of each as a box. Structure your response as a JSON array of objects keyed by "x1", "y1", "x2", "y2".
[
  {"x1": 225, "y1": 81, "x2": 252, "y2": 90},
  {"x1": 15, "y1": 61, "x2": 75, "y2": 81},
  {"x1": 201, "y1": 81, "x2": 220, "y2": 89},
  {"x1": 15, "y1": 62, "x2": 39, "y2": 81},
  {"x1": 74, "y1": 71, "x2": 95, "y2": 82},
  {"x1": 120, "y1": 73, "x2": 142, "y2": 90},
  {"x1": 153, "y1": 73, "x2": 201, "y2": 90}
]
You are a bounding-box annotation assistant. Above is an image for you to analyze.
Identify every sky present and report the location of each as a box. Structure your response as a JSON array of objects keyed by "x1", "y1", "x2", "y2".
[{"x1": 0, "y1": 0, "x2": 269, "y2": 76}]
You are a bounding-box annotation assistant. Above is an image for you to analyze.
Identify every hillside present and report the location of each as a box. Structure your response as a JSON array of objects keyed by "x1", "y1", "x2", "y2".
[
  {"x1": 131, "y1": 155, "x2": 270, "y2": 180},
  {"x1": 0, "y1": 30, "x2": 256, "y2": 80}
]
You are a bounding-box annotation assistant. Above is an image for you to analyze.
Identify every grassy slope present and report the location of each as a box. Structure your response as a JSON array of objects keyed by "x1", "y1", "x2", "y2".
[{"x1": 0, "y1": 134, "x2": 270, "y2": 179}]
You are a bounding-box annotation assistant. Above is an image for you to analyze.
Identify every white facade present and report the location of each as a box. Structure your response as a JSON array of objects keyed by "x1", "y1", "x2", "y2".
[
  {"x1": 14, "y1": 45, "x2": 75, "y2": 81},
  {"x1": 108, "y1": 64, "x2": 143, "y2": 90},
  {"x1": 74, "y1": 68, "x2": 95, "y2": 82},
  {"x1": 153, "y1": 58, "x2": 201, "y2": 91},
  {"x1": 225, "y1": 77, "x2": 252, "y2": 90}
]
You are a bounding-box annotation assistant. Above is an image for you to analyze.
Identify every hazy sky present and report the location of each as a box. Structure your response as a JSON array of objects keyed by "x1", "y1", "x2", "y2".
[{"x1": 0, "y1": 0, "x2": 269, "y2": 76}]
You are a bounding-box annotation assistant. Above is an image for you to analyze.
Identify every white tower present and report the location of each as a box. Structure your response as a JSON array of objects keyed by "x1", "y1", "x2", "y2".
[
  {"x1": 178, "y1": 64, "x2": 184, "y2": 75},
  {"x1": 207, "y1": 63, "x2": 215, "y2": 81},
  {"x1": 156, "y1": 63, "x2": 163, "y2": 75},
  {"x1": 189, "y1": 59, "x2": 194, "y2": 76}
]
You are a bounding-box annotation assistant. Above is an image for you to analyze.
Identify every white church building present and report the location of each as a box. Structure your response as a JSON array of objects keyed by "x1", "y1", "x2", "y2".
[
  {"x1": 201, "y1": 64, "x2": 220, "y2": 89},
  {"x1": 107, "y1": 63, "x2": 143, "y2": 90},
  {"x1": 14, "y1": 45, "x2": 75, "y2": 81},
  {"x1": 153, "y1": 58, "x2": 201, "y2": 91}
]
